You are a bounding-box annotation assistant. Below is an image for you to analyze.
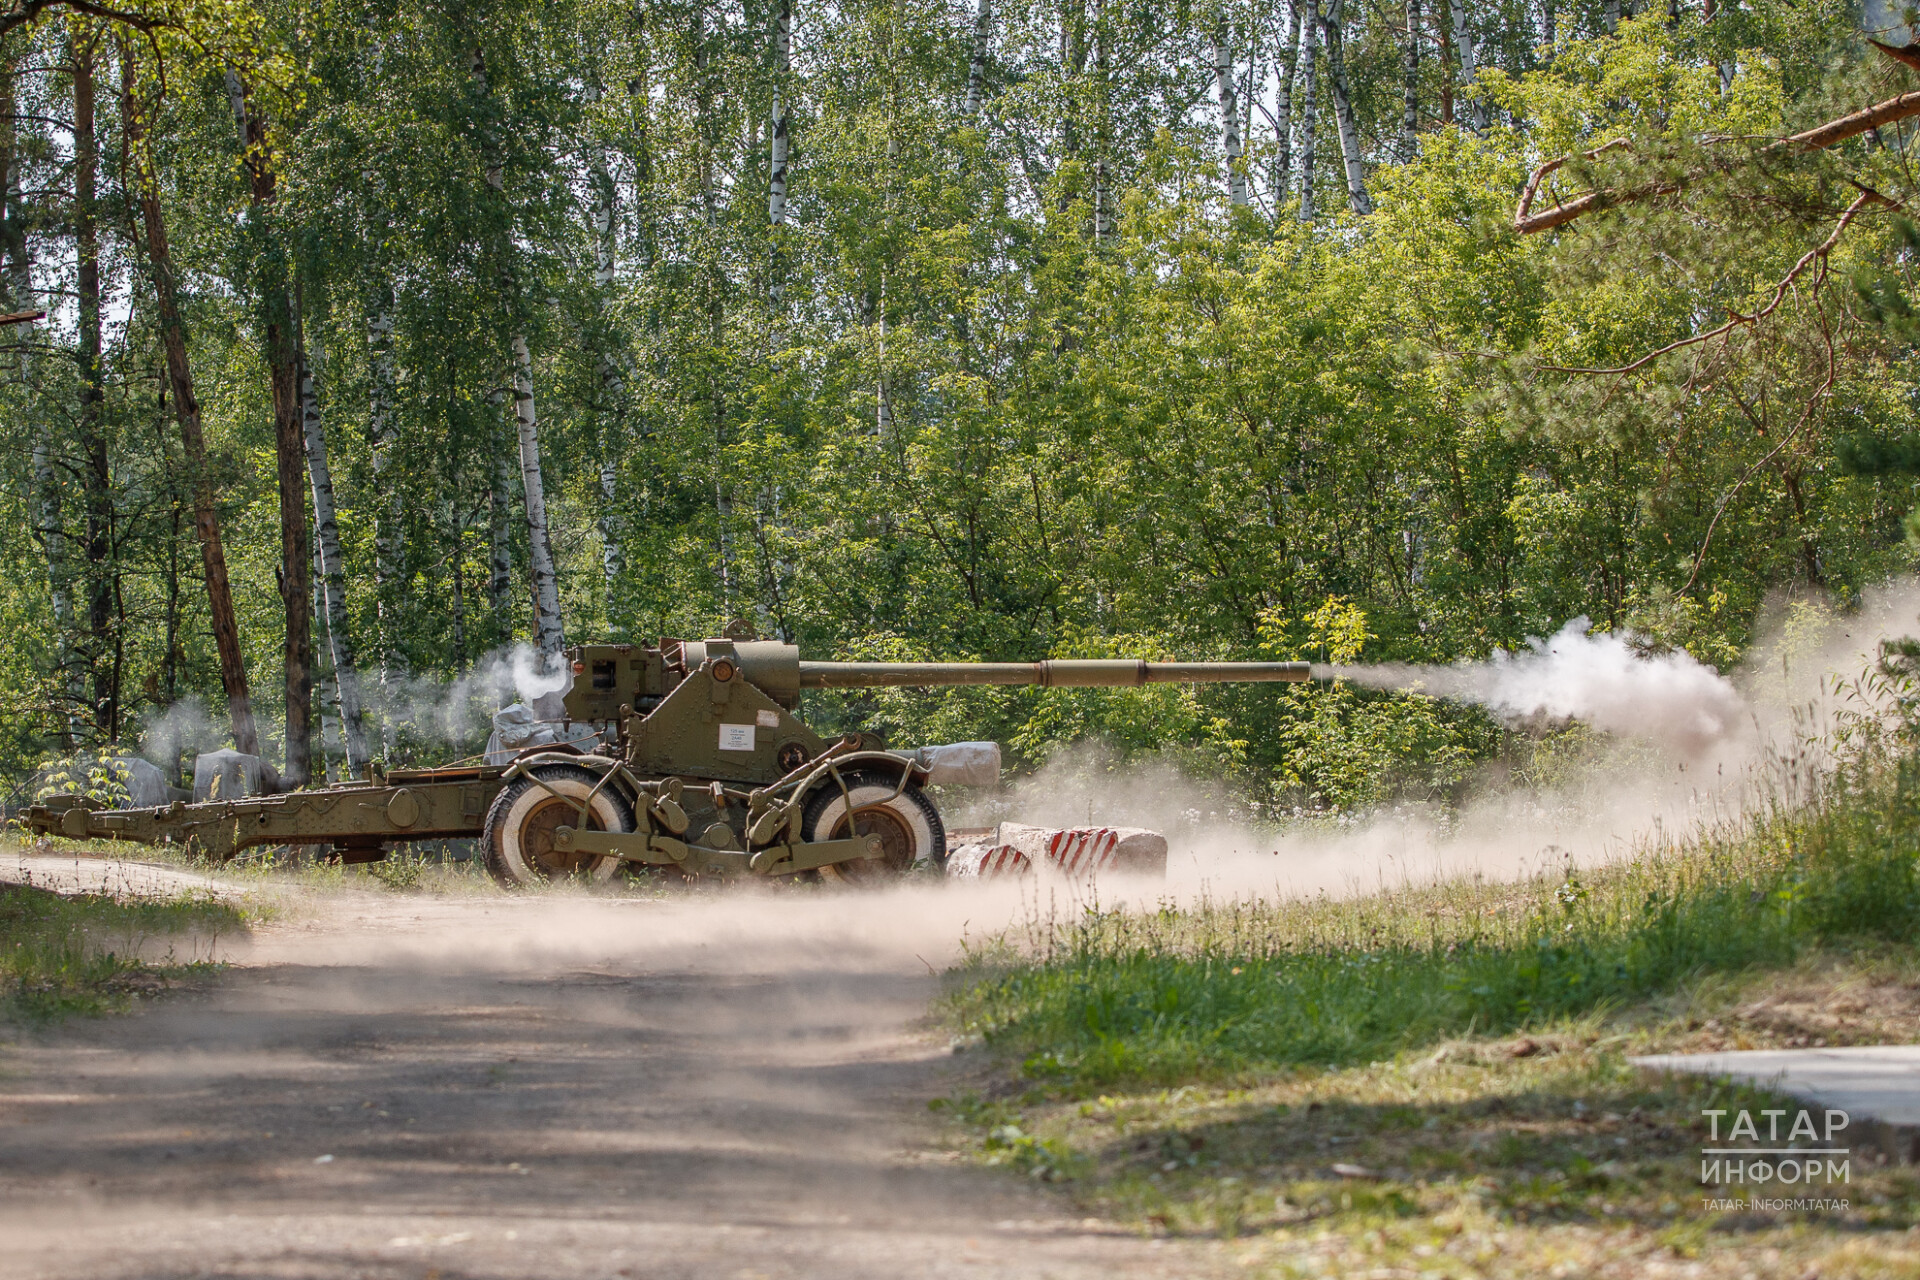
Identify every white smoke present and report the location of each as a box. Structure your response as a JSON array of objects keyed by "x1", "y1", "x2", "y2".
[{"x1": 1321, "y1": 617, "x2": 1749, "y2": 756}]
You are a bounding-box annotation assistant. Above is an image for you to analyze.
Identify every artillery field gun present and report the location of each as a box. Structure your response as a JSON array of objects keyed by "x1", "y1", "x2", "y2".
[{"x1": 25, "y1": 638, "x2": 1310, "y2": 888}]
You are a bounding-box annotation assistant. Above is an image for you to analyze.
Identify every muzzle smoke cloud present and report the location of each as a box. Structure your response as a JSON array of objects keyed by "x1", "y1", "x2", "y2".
[{"x1": 1318, "y1": 618, "x2": 1749, "y2": 755}]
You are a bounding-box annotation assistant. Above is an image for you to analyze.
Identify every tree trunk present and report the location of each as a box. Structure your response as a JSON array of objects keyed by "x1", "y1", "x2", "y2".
[
  {"x1": 1215, "y1": 18, "x2": 1247, "y2": 207},
  {"x1": 1317, "y1": 0, "x2": 1372, "y2": 215},
  {"x1": 297, "y1": 298, "x2": 370, "y2": 774},
  {"x1": 1274, "y1": 3, "x2": 1300, "y2": 199},
  {"x1": 74, "y1": 30, "x2": 114, "y2": 738},
  {"x1": 227, "y1": 68, "x2": 312, "y2": 786},
  {"x1": 510, "y1": 334, "x2": 565, "y2": 660},
  {"x1": 768, "y1": 0, "x2": 790, "y2": 229},
  {"x1": 1450, "y1": 0, "x2": 1485, "y2": 132},
  {"x1": 365, "y1": 284, "x2": 406, "y2": 748},
  {"x1": 1402, "y1": 0, "x2": 1421, "y2": 159},
  {"x1": 1093, "y1": 0, "x2": 1111, "y2": 238},
  {"x1": 1297, "y1": 8, "x2": 1319, "y2": 222},
  {"x1": 121, "y1": 47, "x2": 260, "y2": 756},
  {"x1": 965, "y1": 0, "x2": 991, "y2": 116},
  {"x1": 487, "y1": 416, "x2": 514, "y2": 623},
  {"x1": 586, "y1": 92, "x2": 625, "y2": 625},
  {"x1": 3, "y1": 56, "x2": 74, "y2": 747},
  {"x1": 475, "y1": 44, "x2": 565, "y2": 664}
]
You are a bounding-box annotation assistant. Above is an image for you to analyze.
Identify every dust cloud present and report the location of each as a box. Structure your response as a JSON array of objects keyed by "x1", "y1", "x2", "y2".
[{"x1": 938, "y1": 582, "x2": 1920, "y2": 913}]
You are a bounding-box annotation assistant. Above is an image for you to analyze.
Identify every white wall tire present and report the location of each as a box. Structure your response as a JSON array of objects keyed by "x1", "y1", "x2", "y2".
[
  {"x1": 482, "y1": 766, "x2": 633, "y2": 888},
  {"x1": 802, "y1": 772, "x2": 946, "y2": 884}
]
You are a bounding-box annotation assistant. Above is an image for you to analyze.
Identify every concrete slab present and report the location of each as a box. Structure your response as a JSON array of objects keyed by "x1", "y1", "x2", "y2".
[{"x1": 1632, "y1": 1045, "x2": 1920, "y2": 1127}]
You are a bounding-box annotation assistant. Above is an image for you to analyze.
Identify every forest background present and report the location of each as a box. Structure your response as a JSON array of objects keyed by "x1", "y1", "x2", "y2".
[{"x1": 2, "y1": 0, "x2": 1916, "y2": 812}]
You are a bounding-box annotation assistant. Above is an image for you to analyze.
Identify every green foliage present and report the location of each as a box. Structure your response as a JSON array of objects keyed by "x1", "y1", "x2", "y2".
[
  {"x1": 33, "y1": 750, "x2": 138, "y2": 808},
  {"x1": 946, "y1": 757, "x2": 1920, "y2": 1088},
  {"x1": 0, "y1": 882, "x2": 244, "y2": 1021},
  {"x1": 1, "y1": 0, "x2": 1917, "y2": 818}
]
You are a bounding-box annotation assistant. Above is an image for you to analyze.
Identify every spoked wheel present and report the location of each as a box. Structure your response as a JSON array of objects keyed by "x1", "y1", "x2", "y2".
[
  {"x1": 801, "y1": 770, "x2": 947, "y2": 885},
  {"x1": 482, "y1": 765, "x2": 635, "y2": 889}
]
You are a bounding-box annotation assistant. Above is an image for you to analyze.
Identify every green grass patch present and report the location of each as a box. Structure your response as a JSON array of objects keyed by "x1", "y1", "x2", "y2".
[
  {"x1": 946, "y1": 764, "x2": 1920, "y2": 1089},
  {"x1": 1, "y1": 882, "x2": 249, "y2": 1021}
]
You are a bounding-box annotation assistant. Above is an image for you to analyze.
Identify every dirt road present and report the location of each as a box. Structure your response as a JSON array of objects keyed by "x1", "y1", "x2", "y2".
[{"x1": 0, "y1": 870, "x2": 1219, "y2": 1280}]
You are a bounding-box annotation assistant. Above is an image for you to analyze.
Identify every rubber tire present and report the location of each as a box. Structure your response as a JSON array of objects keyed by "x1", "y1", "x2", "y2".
[
  {"x1": 801, "y1": 770, "x2": 947, "y2": 884},
  {"x1": 482, "y1": 765, "x2": 635, "y2": 889}
]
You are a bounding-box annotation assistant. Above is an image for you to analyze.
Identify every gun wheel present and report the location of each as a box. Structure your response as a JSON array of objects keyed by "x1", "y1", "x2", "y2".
[
  {"x1": 802, "y1": 771, "x2": 947, "y2": 884},
  {"x1": 483, "y1": 765, "x2": 634, "y2": 889}
]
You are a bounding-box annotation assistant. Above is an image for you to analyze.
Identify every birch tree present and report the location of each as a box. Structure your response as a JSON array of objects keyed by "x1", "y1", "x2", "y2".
[
  {"x1": 1273, "y1": 2, "x2": 1299, "y2": 199},
  {"x1": 1449, "y1": 0, "x2": 1485, "y2": 132},
  {"x1": 1296, "y1": 3, "x2": 1318, "y2": 222},
  {"x1": 1316, "y1": 0, "x2": 1372, "y2": 216},
  {"x1": 1215, "y1": 16, "x2": 1247, "y2": 207},
  {"x1": 297, "y1": 301, "x2": 369, "y2": 774},
  {"x1": 964, "y1": 0, "x2": 990, "y2": 116},
  {"x1": 472, "y1": 44, "x2": 564, "y2": 663}
]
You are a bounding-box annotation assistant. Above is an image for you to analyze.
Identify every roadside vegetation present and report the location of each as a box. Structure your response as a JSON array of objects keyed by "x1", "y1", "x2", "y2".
[
  {"x1": 939, "y1": 691, "x2": 1920, "y2": 1273},
  {"x1": 0, "y1": 870, "x2": 247, "y2": 1022}
]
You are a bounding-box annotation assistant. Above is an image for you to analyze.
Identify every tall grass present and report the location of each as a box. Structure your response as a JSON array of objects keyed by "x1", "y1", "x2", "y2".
[
  {"x1": 1, "y1": 884, "x2": 246, "y2": 1020},
  {"x1": 947, "y1": 758, "x2": 1920, "y2": 1089}
]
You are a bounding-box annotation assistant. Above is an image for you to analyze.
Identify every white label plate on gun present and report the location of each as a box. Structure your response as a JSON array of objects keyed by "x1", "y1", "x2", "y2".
[{"x1": 718, "y1": 724, "x2": 756, "y2": 751}]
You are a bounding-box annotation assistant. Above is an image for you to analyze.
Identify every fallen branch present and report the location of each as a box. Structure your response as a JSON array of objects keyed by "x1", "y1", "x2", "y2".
[
  {"x1": 1514, "y1": 46, "x2": 1920, "y2": 236},
  {"x1": 0, "y1": 309, "x2": 44, "y2": 326}
]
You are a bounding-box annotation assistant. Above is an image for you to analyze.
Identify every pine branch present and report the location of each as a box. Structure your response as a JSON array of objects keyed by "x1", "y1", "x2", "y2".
[{"x1": 1514, "y1": 48, "x2": 1920, "y2": 237}]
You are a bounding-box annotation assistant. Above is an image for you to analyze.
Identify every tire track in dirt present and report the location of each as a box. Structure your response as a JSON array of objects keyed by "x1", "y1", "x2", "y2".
[{"x1": 0, "y1": 874, "x2": 1221, "y2": 1279}]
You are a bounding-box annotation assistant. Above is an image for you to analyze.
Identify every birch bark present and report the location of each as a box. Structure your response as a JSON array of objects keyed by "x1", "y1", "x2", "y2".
[
  {"x1": 510, "y1": 334, "x2": 565, "y2": 660},
  {"x1": 1215, "y1": 19, "x2": 1246, "y2": 207},
  {"x1": 1449, "y1": 0, "x2": 1485, "y2": 132},
  {"x1": 1296, "y1": 5, "x2": 1319, "y2": 222},
  {"x1": 121, "y1": 46, "x2": 260, "y2": 756},
  {"x1": 1274, "y1": 4, "x2": 1299, "y2": 201},
  {"x1": 473, "y1": 44, "x2": 565, "y2": 663},
  {"x1": 964, "y1": 0, "x2": 991, "y2": 116},
  {"x1": 365, "y1": 285, "x2": 406, "y2": 716},
  {"x1": 297, "y1": 302, "x2": 370, "y2": 773},
  {"x1": 1093, "y1": 0, "x2": 1111, "y2": 238},
  {"x1": 1316, "y1": 0, "x2": 1372, "y2": 215},
  {"x1": 768, "y1": 0, "x2": 790, "y2": 228},
  {"x1": 587, "y1": 88, "x2": 624, "y2": 622}
]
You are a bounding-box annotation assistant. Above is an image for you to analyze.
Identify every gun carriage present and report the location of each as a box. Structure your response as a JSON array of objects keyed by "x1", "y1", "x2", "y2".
[{"x1": 26, "y1": 637, "x2": 1310, "y2": 887}]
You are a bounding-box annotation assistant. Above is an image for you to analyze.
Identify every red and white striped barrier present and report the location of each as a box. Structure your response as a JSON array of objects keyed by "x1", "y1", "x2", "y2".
[{"x1": 946, "y1": 822, "x2": 1167, "y2": 881}]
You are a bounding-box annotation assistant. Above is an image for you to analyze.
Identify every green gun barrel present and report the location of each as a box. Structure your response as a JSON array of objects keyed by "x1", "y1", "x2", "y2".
[{"x1": 797, "y1": 659, "x2": 1312, "y2": 689}]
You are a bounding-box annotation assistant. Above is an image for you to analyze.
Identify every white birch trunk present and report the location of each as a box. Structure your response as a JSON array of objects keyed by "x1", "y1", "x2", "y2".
[
  {"x1": 298, "y1": 313, "x2": 370, "y2": 773},
  {"x1": 1316, "y1": 0, "x2": 1372, "y2": 216},
  {"x1": 365, "y1": 289, "x2": 406, "y2": 693},
  {"x1": 511, "y1": 335, "x2": 565, "y2": 661},
  {"x1": 1215, "y1": 21, "x2": 1247, "y2": 207},
  {"x1": 588, "y1": 123, "x2": 625, "y2": 621},
  {"x1": 768, "y1": 0, "x2": 791, "y2": 227},
  {"x1": 1274, "y1": 4, "x2": 1300, "y2": 199},
  {"x1": 965, "y1": 0, "x2": 992, "y2": 116},
  {"x1": 1296, "y1": 8, "x2": 1320, "y2": 223},
  {"x1": 1093, "y1": 0, "x2": 1112, "y2": 239},
  {"x1": 1450, "y1": 0, "x2": 1486, "y2": 132},
  {"x1": 487, "y1": 400, "x2": 513, "y2": 616}
]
